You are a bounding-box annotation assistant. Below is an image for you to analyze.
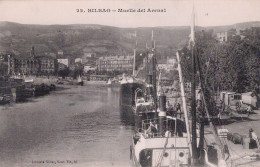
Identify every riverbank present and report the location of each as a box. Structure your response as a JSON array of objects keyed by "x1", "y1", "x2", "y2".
[
  {"x1": 84, "y1": 80, "x2": 107, "y2": 85},
  {"x1": 25, "y1": 76, "x2": 58, "y2": 85}
]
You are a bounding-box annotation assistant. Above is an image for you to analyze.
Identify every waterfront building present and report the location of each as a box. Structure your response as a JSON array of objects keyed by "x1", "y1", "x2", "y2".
[
  {"x1": 38, "y1": 55, "x2": 57, "y2": 74},
  {"x1": 81, "y1": 53, "x2": 98, "y2": 66},
  {"x1": 97, "y1": 55, "x2": 133, "y2": 73},
  {"x1": 8, "y1": 46, "x2": 57, "y2": 75},
  {"x1": 83, "y1": 53, "x2": 96, "y2": 58},
  {"x1": 57, "y1": 58, "x2": 69, "y2": 67},
  {"x1": 84, "y1": 65, "x2": 96, "y2": 73}
]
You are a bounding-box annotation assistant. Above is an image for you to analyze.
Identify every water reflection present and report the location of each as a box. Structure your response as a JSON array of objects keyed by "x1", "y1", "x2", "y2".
[{"x1": 0, "y1": 84, "x2": 133, "y2": 167}]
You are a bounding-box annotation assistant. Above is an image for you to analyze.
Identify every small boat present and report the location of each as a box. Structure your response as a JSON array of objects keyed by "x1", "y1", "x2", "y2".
[
  {"x1": 15, "y1": 85, "x2": 33, "y2": 102},
  {"x1": 32, "y1": 84, "x2": 50, "y2": 96},
  {"x1": 24, "y1": 78, "x2": 34, "y2": 83},
  {"x1": 57, "y1": 79, "x2": 64, "y2": 85},
  {"x1": 107, "y1": 78, "x2": 112, "y2": 85},
  {"x1": 0, "y1": 96, "x2": 10, "y2": 105},
  {"x1": 50, "y1": 84, "x2": 56, "y2": 91}
]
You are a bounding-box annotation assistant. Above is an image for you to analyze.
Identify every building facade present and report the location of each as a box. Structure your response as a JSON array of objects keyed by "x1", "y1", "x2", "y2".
[
  {"x1": 84, "y1": 65, "x2": 96, "y2": 73},
  {"x1": 97, "y1": 55, "x2": 133, "y2": 73},
  {"x1": 8, "y1": 47, "x2": 57, "y2": 75},
  {"x1": 57, "y1": 58, "x2": 69, "y2": 70},
  {"x1": 39, "y1": 56, "x2": 57, "y2": 74},
  {"x1": 216, "y1": 32, "x2": 229, "y2": 42}
]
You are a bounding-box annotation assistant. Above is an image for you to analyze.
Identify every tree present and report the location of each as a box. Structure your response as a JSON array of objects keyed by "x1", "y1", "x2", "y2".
[{"x1": 180, "y1": 27, "x2": 260, "y2": 94}]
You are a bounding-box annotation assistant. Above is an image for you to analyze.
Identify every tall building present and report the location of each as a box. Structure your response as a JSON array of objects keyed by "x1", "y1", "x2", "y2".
[
  {"x1": 97, "y1": 55, "x2": 133, "y2": 73},
  {"x1": 8, "y1": 46, "x2": 57, "y2": 75},
  {"x1": 39, "y1": 56, "x2": 57, "y2": 74}
]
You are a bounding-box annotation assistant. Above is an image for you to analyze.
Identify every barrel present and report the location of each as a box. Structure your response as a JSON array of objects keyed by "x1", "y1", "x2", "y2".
[{"x1": 232, "y1": 133, "x2": 243, "y2": 144}]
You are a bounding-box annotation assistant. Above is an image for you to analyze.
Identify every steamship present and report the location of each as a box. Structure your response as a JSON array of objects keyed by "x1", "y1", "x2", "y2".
[
  {"x1": 119, "y1": 33, "x2": 146, "y2": 125},
  {"x1": 130, "y1": 34, "x2": 191, "y2": 166},
  {"x1": 119, "y1": 74, "x2": 145, "y2": 125},
  {"x1": 131, "y1": 4, "x2": 260, "y2": 167},
  {"x1": 130, "y1": 95, "x2": 189, "y2": 167}
]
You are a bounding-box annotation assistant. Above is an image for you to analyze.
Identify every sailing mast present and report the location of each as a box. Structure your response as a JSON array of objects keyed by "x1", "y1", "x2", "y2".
[
  {"x1": 190, "y1": 3, "x2": 228, "y2": 166},
  {"x1": 151, "y1": 30, "x2": 158, "y2": 119},
  {"x1": 145, "y1": 42, "x2": 149, "y2": 83},
  {"x1": 190, "y1": 4, "x2": 199, "y2": 164},
  {"x1": 133, "y1": 31, "x2": 137, "y2": 77}
]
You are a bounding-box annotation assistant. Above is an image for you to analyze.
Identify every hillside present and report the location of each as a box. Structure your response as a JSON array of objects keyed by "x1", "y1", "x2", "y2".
[
  {"x1": 0, "y1": 21, "x2": 259, "y2": 60},
  {"x1": 0, "y1": 22, "x2": 190, "y2": 59},
  {"x1": 206, "y1": 21, "x2": 260, "y2": 33}
]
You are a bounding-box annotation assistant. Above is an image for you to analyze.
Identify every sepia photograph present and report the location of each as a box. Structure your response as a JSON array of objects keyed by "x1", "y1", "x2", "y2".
[{"x1": 0, "y1": 0, "x2": 260, "y2": 166}]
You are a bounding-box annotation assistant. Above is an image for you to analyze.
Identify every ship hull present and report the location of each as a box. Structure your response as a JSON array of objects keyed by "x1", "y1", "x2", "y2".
[{"x1": 119, "y1": 82, "x2": 144, "y2": 125}]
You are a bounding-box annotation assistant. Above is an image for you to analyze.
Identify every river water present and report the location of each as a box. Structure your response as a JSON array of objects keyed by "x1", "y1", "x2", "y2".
[{"x1": 0, "y1": 84, "x2": 133, "y2": 167}]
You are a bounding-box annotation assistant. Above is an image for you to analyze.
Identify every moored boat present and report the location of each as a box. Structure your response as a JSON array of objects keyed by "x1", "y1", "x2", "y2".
[
  {"x1": 14, "y1": 85, "x2": 33, "y2": 102},
  {"x1": 119, "y1": 75, "x2": 145, "y2": 125},
  {"x1": 0, "y1": 96, "x2": 10, "y2": 105},
  {"x1": 131, "y1": 93, "x2": 190, "y2": 167}
]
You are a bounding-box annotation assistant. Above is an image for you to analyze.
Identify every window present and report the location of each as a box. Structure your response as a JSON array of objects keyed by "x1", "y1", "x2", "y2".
[{"x1": 234, "y1": 95, "x2": 241, "y2": 100}]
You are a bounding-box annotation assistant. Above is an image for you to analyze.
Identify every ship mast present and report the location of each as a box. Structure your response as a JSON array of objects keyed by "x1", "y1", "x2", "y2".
[
  {"x1": 151, "y1": 30, "x2": 158, "y2": 119},
  {"x1": 190, "y1": 3, "x2": 228, "y2": 166},
  {"x1": 133, "y1": 31, "x2": 137, "y2": 77},
  {"x1": 145, "y1": 42, "x2": 149, "y2": 82},
  {"x1": 190, "y1": 4, "x2": 199, "y2": 164}
]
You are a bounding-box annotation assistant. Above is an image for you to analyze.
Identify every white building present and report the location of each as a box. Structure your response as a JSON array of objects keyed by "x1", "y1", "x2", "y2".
[
  {"x1": 57, "y1": 50, "x2": 64, "y2": 55},
  {"x1": 75, "y1": 58, "x2": 82, "y2": 63},
  {"x1": 84, "y1": 65, "x2": 96, "y2": 73},
  {"x1": 84, "y1": 53, "x2": 96, "y2": 58},
  {"x1": 58, "y1": 58, "x2": 69, "y2": 67},
  {"x1": 216, "y1": 32, "x2": 228, "y2": 42},
  {"x1": 97, "y1": 55, "x2": 133, "y2": 72}
]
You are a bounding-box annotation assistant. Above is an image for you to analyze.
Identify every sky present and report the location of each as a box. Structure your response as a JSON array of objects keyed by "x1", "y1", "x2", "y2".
[{"x1": 0, "y1": 0, "x2": 260, "y2": 27}]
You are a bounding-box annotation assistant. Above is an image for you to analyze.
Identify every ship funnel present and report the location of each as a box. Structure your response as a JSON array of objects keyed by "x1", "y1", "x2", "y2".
[
  {"x1": 159, "y1": 93, "x2": 166, "y2": 111},
  {"x1": 158, "y1": 93, "x2": 167, "y2": 135}
]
